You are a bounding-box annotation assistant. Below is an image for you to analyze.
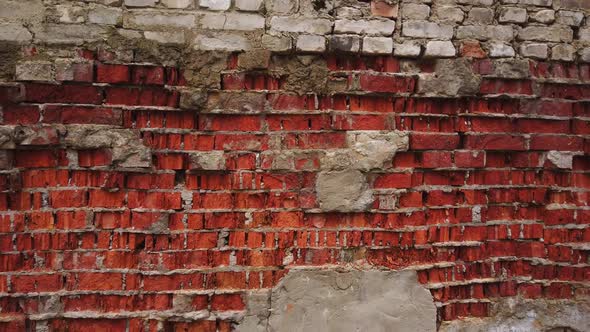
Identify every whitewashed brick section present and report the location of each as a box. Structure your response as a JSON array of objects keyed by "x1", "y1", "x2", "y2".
[
  {"x1": 402, "y1": 21, "x2": 454, "y2": 39},
  {"x1": 334, "y1": 19, "x2": 395, "y2": 36},
  {"x1": 202, "y1": 13, "x2": 265, "y2": 30},
  {"x1": 362, "y1": 37, "x2": 393, "y2": 54},
  {"x1": 296, "y1": 35, "x2": 326, "y2": 52},
  {"x1": 270, "y1": 17, "x2": 333, "y2": 34},
  {"x1": 194, "y1": 33, "x2": 251, "y2": 51}
]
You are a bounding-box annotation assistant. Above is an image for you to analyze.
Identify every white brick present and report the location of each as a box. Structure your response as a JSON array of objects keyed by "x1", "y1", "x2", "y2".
[
  {"x1": 266, "y1": 0, "x2": 297, "y2": 14},
  {"x1": 393, "y1": 41, "x2": 421, "y2": 57},
  {"x1": 551, "y1": 44, "x2": 575, "y2": 61},
  {"x1": 56, "y1": 5, "x2": 85, "y2": 23},
  {"x1": 194, "y1": 33, "x2": 251, "y2": 51},
  {"x1": 401, "y1": 4, "x2": 430, "y2": 20},
  {"x1": 33, "y1": 24, "x2": 106, "y2": 44},
  {"x1": 362, "y1": 37, "x2": 393, "y2": 54},
  {"x1": 270, "y1": 17, "x2": 333, "y2": 34},
  {"x1": 235, "y1": 0, "x2": 263, "y2": 11},
  {"x1": 432, "y1": 6, "x2": 464, "y2": 23},
  {"x1": 124, "y1": 0, "x2": 157, "y2": 7},
  {"x1": 466, "y1": 8, "x2": 494, "y2": 24},
  {"x1": 556, "y1": 10, "x2": 584, "y2": 26},
  {"x1": 518, "y1": 26, "x2": 573, "y2": 42},
  {"x1": 402, "y1": 21, "x2": 454, "y2": 39},
  {"x1": 334, "y1": 19, "x2": 395, "y2": 36},
  {"x1": 424, "y1": 41, "x2": 456, "y2": 57},
  {"x1": 531, "y1": 10, "x2": 555, "y2": 23},
  {"x1": 161, "y1": 0, "x2": 193, "y2": 8},
  {"x1": 498, "y1": 7, "x2": 527, "y2": 23},
  {"x1": 145, "y1": 31, "x2": 185, "y2": 44},
  {"x1": 581, "y1": 28, "x2": 590, "y2": 42},
  {"x1": 456, "y1": 25, "x2": 514, "y2": 41},
  {"x1": 0, "y1": 23, "x2": 32, "y2": 42},
  {"x1": 88, "y1": 6, "x2": 122, "y2": 25},
  {"x1": 296, "y1": 35, "x2": 326, "y2": 52},
  {"x1": 580, "y1": 48, "x2": 590, "y2": 62},
  {"x1": 125, "y1": 12, "x2": 196, "y2": 29},
  {"x1": 520, "y1": 43, "x2": 549, "y2": 59},
  {"x1": 202, "y1": 13, "x2": 265, "y2": 30},
  {"x1": 489, "y1": 42, "x2": 516, "y2": 57},
  {"x1": 200, "y1": 0, "x2": 230, "y2": 10}
]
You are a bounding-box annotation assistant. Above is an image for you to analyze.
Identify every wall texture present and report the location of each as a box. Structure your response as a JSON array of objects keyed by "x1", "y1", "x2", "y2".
[{"x1": 0, "y1": 0, "x2": 589, "y2": 331}]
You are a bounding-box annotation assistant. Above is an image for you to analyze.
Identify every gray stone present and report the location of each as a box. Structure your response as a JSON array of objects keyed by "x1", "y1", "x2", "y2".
[
  {"x1": 489, "y1": 42, "x2": 516, "y2": 57},
  {"x1": 262, "y1": 34, "x2": 292, "y2": 52},
  {"x1": 402, "y1": 21, "x2": 454, "y2": 39},
  {"x1": 264, "y1": 269, "x2": 437, "y2": 332},
  {"x1": 457, "y1": 0, "x2": 493, "y2": 5},
  {"x1": 33, "y1": 24, "x2": 107, "y2": 45},
  {"x1": 466, "y1": 8, "x2": 494, "y2": 24},
  {"x1": 556, "y1": 10, "x2": 584, "y2": 26},
  {"x1": 0, "y1": 23, "x2": 32, "y2": 43},
  {"x1": 394, "y1": 41, "x2": 421, "y2": 57},
  {"x1": 424, "y1": 41, "x2": 456, "y2": 57},
  {"x1": 492, "y1": 59, "x2": 531, "y2": 78},
  {"x1": 401, "y1": 4, "x2": 431, "y2": 20},
  {"x1": 501, "y1": 0, "x2": 552, "y2": 5},
  {"x1": 194, "y1": 33, "x2": 251, "y2": 51},
  {"x1": 329, "y1": 35, "x2": 360, "y2": 53},
  {"x1": 334, "y1": 19, "x2": 395, "y2": 36},
  {"x1": 296, "y1": 35, "x2": 326, "y2": 52},
  {"x1": 518, "y1": 26, "x2": 573, "y2": 42},
  {"x1": 362, "y1": 37, "x2": 393, "y2": 54},
  {"x1": 316, "y1": 170, "x2": 372, "y2": 212},
  {"x1": 440, "y1": 298, "x2": 590, "y2": 332},
  {"x1": 56, "y1": 5, "x2": 85, "y2": 24},
  {"x1": 64, "y1": 125, "x2": 151, "y2": 168},
  {"x1": 189, "y1": 151, "x2": 226, "y2": 170},
  {"x1": 88, "y1": 6, "x2": 122, "y2": 25},
  {"x1": 581, "y1": 28, "x2": 590, "y2": 42},
  {"x1": 16, "y1": 61, "x2": 54, "y2": 81},
  {"x1": 145, "y1": 31, "x2": 185, "y2": 44},
  {"x1": 235, "y1": 291, "x2": 271, "y2": 332},
  {"x1": 265, "y1": 0, "x2": 298, "y2": 14},
  {"x1": 418, "y1": 58, "x2": 481, "y2": 96},
  {"x1": 520, "y1": 43, "x2": 549, "y2": 59},
  {"x1": 0, "y1": 0, "x2": 44, "y2": 24},
  {"x1": 580, "y1": 48, "x2": 590, "y2": 62},
  {"x1": 499, "y1": 7, "x2": 527, "y2": 23},
  {"x1": 552, "y1": 44, "x2": 575, "y2": 61},
  {"x1": 531, "y1": 10, "x2": 555, "y2": 23},
  {"x1": 456, "y1": 25, "x2": 515, "y2": 41}
]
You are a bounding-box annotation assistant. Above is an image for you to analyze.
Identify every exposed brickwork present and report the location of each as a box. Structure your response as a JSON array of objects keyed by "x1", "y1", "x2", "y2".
[{"x1": 1, "y1": 0, "x2": 590, "y2": 331}]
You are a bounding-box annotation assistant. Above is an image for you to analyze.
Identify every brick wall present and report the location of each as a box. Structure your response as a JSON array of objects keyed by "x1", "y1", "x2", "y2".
[{"x1": 0, "y1": 0, "x2": 589, "y2": 331}]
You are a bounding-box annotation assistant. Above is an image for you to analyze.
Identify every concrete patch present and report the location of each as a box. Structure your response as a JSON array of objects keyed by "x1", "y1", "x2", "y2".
[
  {"x1": 440, "y1": 298, "x2": 590, "y2": 332},
  {"x1": 236, "y1": 269, "x2": 437, "y2": 332}
]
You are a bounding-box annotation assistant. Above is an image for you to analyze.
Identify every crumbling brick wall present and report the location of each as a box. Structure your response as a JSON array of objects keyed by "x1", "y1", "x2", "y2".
[{"x1": 0, "y1": 0, "x2": 589, "y2": 331}]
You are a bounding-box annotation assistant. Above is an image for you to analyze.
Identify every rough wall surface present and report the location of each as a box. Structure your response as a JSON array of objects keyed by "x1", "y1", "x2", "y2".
[{"x1": 0, "y1": 0, "x2": 589, "y2": 330}]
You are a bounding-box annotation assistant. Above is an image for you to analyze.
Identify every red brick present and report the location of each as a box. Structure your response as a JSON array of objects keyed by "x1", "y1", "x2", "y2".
[
  {"x1": 24, "y1": 83, "x2": 103, "y2": 104},
  {"x1": 359, "y1": 74, "x2": 415, "y2": 93},
  {"x1": 96, "y1": 64, "x2": 130, "y2": 83}
]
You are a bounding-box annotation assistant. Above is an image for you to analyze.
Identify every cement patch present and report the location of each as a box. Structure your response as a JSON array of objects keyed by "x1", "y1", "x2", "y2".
[{"x1": 236, "y1": 269, "x2": 437, "y2": 332}]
